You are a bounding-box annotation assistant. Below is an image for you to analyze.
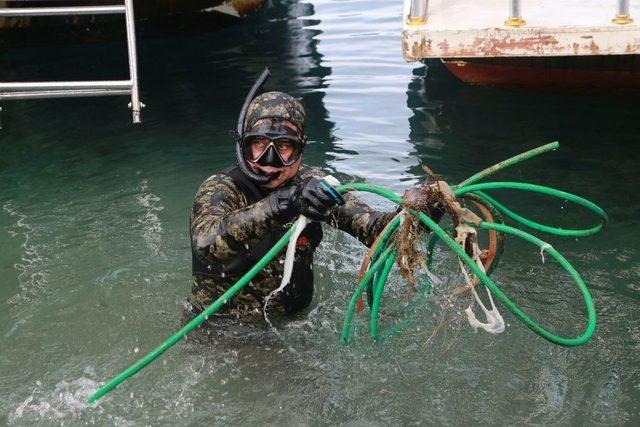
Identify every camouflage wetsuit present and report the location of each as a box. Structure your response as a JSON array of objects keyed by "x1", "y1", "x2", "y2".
[{"x1": 185, "y1": 164, "x2": 395, "y2": 325}]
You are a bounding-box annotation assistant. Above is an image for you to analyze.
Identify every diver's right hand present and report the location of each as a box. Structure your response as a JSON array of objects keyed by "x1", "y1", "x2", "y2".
[{"x1": 266, "y1": 185, "x2": 298, "y2": 222}]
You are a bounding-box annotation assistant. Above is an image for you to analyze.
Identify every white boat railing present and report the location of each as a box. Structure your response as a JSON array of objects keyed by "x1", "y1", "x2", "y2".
[
  {"x1": 614, "y1": 0, "x2": 634, "y2": 24},
  {"x1": 505, "y1": 0, "x2": 525, "y2": 27},
  {"x1": 408, "y1": 0, "x2": 428, "y2": 25},
  {"x1": 0, "y1": 0, "x2": 144, "y2": 126},
  {"x1": 405, "y1": 0, "x2": 634, "y2": 27}
]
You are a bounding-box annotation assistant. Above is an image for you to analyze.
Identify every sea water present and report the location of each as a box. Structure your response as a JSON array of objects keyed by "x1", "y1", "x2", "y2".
[{"x1": 1, "y1": 0, "x2": 639, "y2": 424}]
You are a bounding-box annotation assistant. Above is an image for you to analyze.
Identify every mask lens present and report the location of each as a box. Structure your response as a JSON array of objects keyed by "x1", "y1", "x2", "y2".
[
  {"x1": 273, "y1": 137, "x2": 301, "y2": 164},
  {"x1": 241, "y1": 134, "x2": 303, "y2": 166},
  {"x1": 241, "y1": 135, "x2": 269, "y2": 162}
]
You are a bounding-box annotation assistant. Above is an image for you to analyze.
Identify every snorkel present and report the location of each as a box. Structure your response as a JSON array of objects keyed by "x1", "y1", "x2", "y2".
[{"x1": 234, "y1": 67, "x2": 273, "y2": 185}]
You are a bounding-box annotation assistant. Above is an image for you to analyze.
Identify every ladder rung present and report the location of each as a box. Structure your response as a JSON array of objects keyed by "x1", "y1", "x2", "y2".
[
  {"x1": 0, "y1": 5, "x2": 126, "y2": 17},
  {"x1": 0, "y1": 81, "x2": 132, "y2": 91},
  {"x1": 0, "y1": 0, "x2": 143, "y2": 124},
  {"x1": 0, "y1": 89, "x2": 132, "y2": 100}
]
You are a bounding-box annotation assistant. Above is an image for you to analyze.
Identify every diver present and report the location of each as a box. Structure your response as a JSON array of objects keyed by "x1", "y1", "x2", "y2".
[{"x1": 184, "y1": 69, "x2": 443, "y2": 326}]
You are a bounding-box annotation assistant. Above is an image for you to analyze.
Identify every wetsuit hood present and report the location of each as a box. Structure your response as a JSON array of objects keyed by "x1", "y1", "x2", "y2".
[{"x1": 232, "y1": 68, "x2": 307, "y2": 185}]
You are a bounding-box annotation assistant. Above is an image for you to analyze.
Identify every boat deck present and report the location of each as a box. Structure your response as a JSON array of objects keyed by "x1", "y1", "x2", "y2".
[{"x1": 402, "y1": 0, "x2": 640, "y2": 61}]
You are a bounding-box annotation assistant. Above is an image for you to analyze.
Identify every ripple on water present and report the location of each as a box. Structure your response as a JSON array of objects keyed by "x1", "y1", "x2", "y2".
[
  {"x1": 2, "y1": 201, "x2": 50, "y2": 307},
  {"x1": 1, "y1": 0, "x2": 639, "y2": 424},
  {"x1": 135, "y1": 178, "x2": 165, "y2": 258},
  {"x1": 9, "y1": 375, "x2": 100, "y2": 424}
]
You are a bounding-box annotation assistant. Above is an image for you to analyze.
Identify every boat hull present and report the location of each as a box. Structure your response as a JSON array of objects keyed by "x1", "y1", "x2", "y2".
[{"x1": 441, "y1": 55, "x2": 640, "y2": 94}]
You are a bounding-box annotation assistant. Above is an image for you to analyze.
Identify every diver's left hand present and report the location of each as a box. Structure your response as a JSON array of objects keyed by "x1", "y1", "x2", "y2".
[{"x1": 294, "y1": 176, "x2": 341, "y2": 221}]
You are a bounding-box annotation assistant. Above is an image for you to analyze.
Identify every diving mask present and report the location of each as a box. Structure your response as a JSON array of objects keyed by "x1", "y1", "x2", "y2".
[{"x1": 234, "y1": 122, "x2": 306, "y2": 168}]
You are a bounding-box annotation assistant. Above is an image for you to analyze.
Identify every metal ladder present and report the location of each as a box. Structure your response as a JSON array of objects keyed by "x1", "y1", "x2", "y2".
[{"x1": 0, "y1": 0, "x2": 143, "y2": 124}]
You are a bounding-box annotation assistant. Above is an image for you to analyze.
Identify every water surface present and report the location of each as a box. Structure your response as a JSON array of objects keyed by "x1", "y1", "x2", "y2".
[{"x1": 1, "y1": 0, "x2": 639, "y2": 424}]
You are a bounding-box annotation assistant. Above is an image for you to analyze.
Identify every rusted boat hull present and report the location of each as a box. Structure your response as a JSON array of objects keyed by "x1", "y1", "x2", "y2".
[
  {"x1": 0, "y1": 0, "x2": 265, "y2": 46},
  {"x1": 440, "y1": 55, "x2": 640, "y2": 94},
  {"x1": 402, "y1": 0, "x2": 640, "y2": 93}
]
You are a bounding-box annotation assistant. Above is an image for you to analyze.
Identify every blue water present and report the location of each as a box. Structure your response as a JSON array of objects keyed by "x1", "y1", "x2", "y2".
[{"x1": 1, "y1": 0, "x2": 639, "y2": 424}]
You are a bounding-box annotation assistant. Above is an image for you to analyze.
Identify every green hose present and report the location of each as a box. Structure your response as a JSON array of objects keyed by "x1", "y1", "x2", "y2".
[
  {"x1": 366, "y1": 215, "x2": 401, "y2": 307},
  {"x1": 456, "y1": 141, "x2": 559, "y2": 188},
  {"x1": 370, "y1": 250, "x2": 397, "y2": 339},
  {"x1": 340, "y1": 244, "x2": 396, "y2": 343},
  {"x1": 454, "y1": 182, "x2": 607, "y2": 236},
  {"x1": 337, "y1": 183, "x2": 597, "y2": 346},
  {"x1": 88, "y1": 142, "x2": 603, "y2": 403},
  {"x1": 338, "y1": 183, "x2": 402, "y2": 204},
  {"x1": 418, "y1": 215, "x2": 596, "y2": 346},
  {"x1": 87, "y1": 226, "x2": 296, "y2": 404}
]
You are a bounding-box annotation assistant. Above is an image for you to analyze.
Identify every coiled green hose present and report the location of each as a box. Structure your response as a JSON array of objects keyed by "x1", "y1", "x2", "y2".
[{"x1": 87, "y1": 142, "x2": 605, "y2": 404}]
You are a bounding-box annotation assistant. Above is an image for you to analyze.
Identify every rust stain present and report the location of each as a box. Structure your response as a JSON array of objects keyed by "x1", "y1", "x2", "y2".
[
  {"x1": 437, "y1": 38, "x2": 450, "y2": 56},
  {"x1": 409, "y1": 26, "x2": 636, "y2": 59},
  {"x1": 427, "y1": 32, "x2": 566, "y2": 57},
  {"x1": 445, "y1": 42, "x2": 477, "y2": 57},
  {"x1": 480, "y1": 34, "x2": 561, "y2": 56},
  {"x1": 411, "y1": 40, "x2": 421, "y2": 60},
  {"x1": 415, "y1": 37, "x2": 433, "y2": 60},
  {"x1": 625, "y1": 43, "x2": 640, "y2": 53},
  {"x1": 425, "y1": 38, "x2": 432, "y2": 55}
]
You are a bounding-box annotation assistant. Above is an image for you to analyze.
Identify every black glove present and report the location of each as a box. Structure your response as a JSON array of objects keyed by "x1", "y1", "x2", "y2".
[
  {"x1": 296, "y1": 176, "x2": 344, "y2": 221},
  {"x1": 265, "y1": 184, "x2": 298, "y2": 222},
  {"x1": 266, "y1": 176, "x2": 343, "y2": 223}
]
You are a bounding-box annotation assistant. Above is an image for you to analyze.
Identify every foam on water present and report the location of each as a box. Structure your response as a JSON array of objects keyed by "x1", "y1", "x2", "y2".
[
  {"x1": 2, "y1": 201, "x2": 49, "y2": 306},
  {"x1": 10, "y1": 376, "x2": 101, "y2": 423},
  {"x1": 136, "y1": 178, "x2": 165, "y2": 258}
]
